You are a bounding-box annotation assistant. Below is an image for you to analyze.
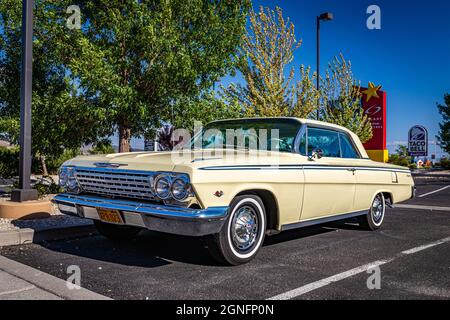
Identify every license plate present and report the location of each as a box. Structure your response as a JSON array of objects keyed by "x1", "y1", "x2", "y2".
[{"x1": 97, "y1": 208, "x2": 123, "y2": 224}]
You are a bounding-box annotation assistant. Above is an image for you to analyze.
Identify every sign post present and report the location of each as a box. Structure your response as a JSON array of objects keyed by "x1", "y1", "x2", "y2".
[
  {"x1": 408, "y1": 126, "x2": 428, "y2": 157},
  {"x1": 10, "y1": 0, "x2": 38, "y2": 202},
  {"x1": 361, "y1": 82, "x2": 388, "y2": 162}
]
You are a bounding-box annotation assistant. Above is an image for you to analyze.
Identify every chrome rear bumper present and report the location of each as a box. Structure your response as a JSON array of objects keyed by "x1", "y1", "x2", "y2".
[{"x1": 53, "y1": 194, "x2": 229, "y2": 236}]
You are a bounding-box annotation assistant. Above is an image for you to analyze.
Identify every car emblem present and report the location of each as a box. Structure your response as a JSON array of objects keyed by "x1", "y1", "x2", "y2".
[
  {"x1": 94, "y1": 162, "x2": 128, "y2": 168},
  {"x1": 214, "y1": 190, "x2": 224, "y2": 198}
]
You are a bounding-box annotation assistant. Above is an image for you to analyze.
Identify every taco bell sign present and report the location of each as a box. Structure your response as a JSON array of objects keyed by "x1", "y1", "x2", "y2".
[{"x1": 408, "y1": 126, "x2": 428, "y2": 156}]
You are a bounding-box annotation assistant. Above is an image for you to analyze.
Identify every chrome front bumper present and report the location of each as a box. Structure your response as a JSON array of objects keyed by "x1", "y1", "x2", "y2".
[{"x1": 53, "y1": 194, "x2": 229, "y2": 236}]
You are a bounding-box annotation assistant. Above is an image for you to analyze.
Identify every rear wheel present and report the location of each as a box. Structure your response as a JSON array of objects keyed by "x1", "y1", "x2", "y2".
[
  {"x1": 358, "y1": 193, "x2": 386, "y2": 231},
  {"x1": 207, "y1": 195, "x2": 266, "y2": 265},
  {"x1": 94, "y1": 220, "x2": 141, "y2": 240}
]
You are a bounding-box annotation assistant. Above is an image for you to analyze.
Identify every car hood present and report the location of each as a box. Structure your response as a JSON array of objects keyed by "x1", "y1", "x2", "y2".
[{"x1": 63, "y1": 150, "x2": 303, "y2": 173}]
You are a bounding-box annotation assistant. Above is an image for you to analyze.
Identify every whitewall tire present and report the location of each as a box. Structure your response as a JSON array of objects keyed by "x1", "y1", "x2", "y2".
[
  {"x1": 358, "y1": 193, "x2": 386, "y2": 231},
  {"x1": 207, "y1": 195, "x2": 266, "y2": 265}
]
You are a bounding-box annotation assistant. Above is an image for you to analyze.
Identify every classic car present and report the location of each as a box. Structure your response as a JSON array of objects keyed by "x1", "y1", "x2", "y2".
[{"x1": 53, "y1": 118, "x2": 415, "y2": 265}]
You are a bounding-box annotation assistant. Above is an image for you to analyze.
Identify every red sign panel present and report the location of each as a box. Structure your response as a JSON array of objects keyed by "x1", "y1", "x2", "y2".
[{"x1": 361, "y1": 87, "x2": 386, "y2": 150}]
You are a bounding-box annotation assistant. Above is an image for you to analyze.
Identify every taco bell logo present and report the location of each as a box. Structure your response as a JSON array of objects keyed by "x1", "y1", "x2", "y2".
[{"x1": 408, "y1": 126, "x2": 428, "y2": 156}]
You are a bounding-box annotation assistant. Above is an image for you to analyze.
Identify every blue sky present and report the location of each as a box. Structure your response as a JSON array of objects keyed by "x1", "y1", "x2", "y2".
[{"x1": 222, "y1": 0, "x2": 450, "y2": 156}]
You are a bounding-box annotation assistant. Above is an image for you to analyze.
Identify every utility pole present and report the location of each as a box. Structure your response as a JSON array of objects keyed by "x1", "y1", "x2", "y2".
[{"x1": 11, "y1": 0, "x2": 38, "y2": 202}]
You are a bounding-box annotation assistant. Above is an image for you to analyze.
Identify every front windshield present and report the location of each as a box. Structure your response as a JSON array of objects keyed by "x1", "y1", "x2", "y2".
[{"x1": 190, "y1": 118, "x2": 302, "y2": 153}]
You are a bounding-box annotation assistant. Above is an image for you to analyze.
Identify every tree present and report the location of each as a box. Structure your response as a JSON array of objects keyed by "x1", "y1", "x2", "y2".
[
  {"x1": 221, "y1": 6, "x2": 319, "y2": 118},
  {"x1": 0, "y1": 0, "x2": 106, "y2": 174},
  {"x1": 169, "y1": 90, "x2": 242, "y2": 132},
  {"x1": 71, "y1": 0, "x2": 250, "y2": 152},
  {"x1": 437, "y1": 94, "x2": 450, "y2": 153},
  {"x1": 388, "y1": 144, "x2": 412, "y2": 168},
  {"x1": 321, "y1": 54, "x2": 373, "y2": 143}
]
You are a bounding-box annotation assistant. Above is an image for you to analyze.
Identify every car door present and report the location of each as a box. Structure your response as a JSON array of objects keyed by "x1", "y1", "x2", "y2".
[{"x1": 299, "y1": 127, "x2": 357, "y2": 221}]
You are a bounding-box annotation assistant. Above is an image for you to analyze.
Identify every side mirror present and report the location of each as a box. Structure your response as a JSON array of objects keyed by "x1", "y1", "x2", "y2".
[{"x1": 309, "y1": 148, "x2": 323, "y2": 161}]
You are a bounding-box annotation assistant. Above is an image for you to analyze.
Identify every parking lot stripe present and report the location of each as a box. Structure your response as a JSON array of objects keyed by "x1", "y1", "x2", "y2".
[
  {"x1": 267, "y1": 236, "x2": 450, "y2": 300},
  {"x1": 418, "y1": 185, "x2": 450, "y2": 198},
  {"x1": 401, "y1": 237, "x2": 450, "y2": 255}
]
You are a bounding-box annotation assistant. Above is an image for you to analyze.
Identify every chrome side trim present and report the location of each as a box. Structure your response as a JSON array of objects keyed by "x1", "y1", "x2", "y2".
[
  {"x1": 199, "y1": 164, "x2": 411, "y2": 174},
  {"x1": 281, "y1": 210, "x2": 367, "y2": 231}
]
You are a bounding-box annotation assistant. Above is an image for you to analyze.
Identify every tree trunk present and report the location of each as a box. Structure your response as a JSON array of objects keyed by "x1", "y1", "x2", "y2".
[
  {"x1": 118, "y1": 120, "x2": 131, "y2": 153},
  {"x1": 40, "y1": 155, "x2": 48, "y2": 176}
]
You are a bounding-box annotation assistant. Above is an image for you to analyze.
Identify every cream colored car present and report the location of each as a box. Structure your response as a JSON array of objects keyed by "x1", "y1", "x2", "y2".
[{"x1": 54, "y1": 118, "x2": 415, "y2": 265}]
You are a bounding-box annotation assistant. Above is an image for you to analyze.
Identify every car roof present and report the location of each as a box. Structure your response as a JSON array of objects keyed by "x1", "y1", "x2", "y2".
[
  {"x1": 209, "y1": 117, "x2": 354, "y2": 135},
  {"x1": 207, "y1": 117, "x2": 369, "y2": 159}
]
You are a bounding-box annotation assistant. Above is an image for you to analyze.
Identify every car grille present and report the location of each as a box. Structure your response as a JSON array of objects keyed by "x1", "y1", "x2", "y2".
[{"x1": 75, "y1": 168, "x2": 156, "y2": 201}]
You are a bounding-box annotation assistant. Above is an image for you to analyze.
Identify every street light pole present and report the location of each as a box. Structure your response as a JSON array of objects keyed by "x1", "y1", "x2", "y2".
[
  {"x1": 316, "y1": 12, "x2": 334, "y2": 121},
  {"x1": 11, "y1": 0, "x2": 38, "y2": 202}
]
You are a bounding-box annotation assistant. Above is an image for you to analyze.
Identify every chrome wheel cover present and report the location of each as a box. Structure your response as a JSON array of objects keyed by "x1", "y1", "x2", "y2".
[
  {"x1": 231, "y1": 205, "x2": 259, "y2": 251},
  {"x1": 371, "y1": 195, "x2": 384, "y2": 224}
]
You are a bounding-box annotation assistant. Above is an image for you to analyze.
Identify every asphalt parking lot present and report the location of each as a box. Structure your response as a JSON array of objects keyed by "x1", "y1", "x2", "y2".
[{"x1": 1, "y1": 175, "x2": 449, "y2": 300}]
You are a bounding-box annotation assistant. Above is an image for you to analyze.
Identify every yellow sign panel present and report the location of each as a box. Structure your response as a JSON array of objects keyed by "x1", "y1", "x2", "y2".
[{"x1": 366, "y1": 149, "x2": 389, "y2": 163}]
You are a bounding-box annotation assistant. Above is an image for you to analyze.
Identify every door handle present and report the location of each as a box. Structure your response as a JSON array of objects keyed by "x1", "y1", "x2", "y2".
[{"x1": 347, "y1": 168, "x2": 356, "y2": 175}]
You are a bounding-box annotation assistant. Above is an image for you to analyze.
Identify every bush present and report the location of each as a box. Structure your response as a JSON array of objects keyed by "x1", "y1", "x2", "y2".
[
  {"x1": 436, "y1": 157, "x2": 450, "y2": 169},
  {"x1": 45, "y1": 149, "x2": 81, "y2": 174},
  {"x1": 11, "y1": 176, "x2": 62, "y2": 198},
  {"x1": 33, "y1": 176, "x2": 62, "y2": 198},
  {"x1": 0, "y1": 147, "x2": 19, "y2": 178},
  {"x1": 408, "y1": 163, "x2": 417, "y2": 170}
]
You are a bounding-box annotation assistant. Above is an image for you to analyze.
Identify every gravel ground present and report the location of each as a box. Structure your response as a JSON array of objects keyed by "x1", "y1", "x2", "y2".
[{"x1": 0, "y1": 192, "x2": 92, "y2": 233}]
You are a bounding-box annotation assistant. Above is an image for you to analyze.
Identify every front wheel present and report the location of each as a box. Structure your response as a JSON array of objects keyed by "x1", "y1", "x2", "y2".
[
  {"x1": 207, "y1": 195, "x2": 266, "y2": 265},
  {"x1": 358, "y1": 193, "x2": 386, "y2": 231}
]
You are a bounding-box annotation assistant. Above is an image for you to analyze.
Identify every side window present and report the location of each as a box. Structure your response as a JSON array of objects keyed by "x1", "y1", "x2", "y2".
[
  {"x1": 307, "y1": 128, "x2": 340, "y2": 158},
  {"x1": 339, "y1": 133, "x2": 360, "y2": 159}
]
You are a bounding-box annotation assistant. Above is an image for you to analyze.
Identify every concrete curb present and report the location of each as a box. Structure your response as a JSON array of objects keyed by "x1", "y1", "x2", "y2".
[
  {"x1": 0, "y1": 224, "x2": 96, "y2": 247},
  {"x1": 0, "y1": 255, "x2": 111, "y2": 300}
]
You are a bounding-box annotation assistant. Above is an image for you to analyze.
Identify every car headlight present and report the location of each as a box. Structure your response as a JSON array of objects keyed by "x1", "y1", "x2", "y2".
[
  {"x1": 154, "y1": 175, "x2": 171, "y2": 199},
  {"x1": 59, "y1": 166, "x2": 81, "y2": 194},
  {"x1": 59, "y1": 167, "x2": 69, "y2": 187},
  {"x1": 171, "y1": 177, "x2": 190, "y2": 201}
]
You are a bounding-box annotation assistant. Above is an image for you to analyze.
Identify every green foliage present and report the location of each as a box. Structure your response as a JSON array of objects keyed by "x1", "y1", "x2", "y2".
[
  {"x1": 221, "y1": 6, "x2": 319, "y2": 118},
  {"x1": 437, "y1": 94, "x2": 450, "y2": 153},
  {"x1": 170, "y1": 90, "x2": 242, "y2": 132},
  {"x1": 0, "y1": 0, "x2": 108, "y2": 172},
  {"x1": 70, "y1": 0, "x2": 250, "y2": 152},
  {"x1": 321, "y1": 54, "x2": 373, "y2": 143},
  {"x1": 408, "y1": 163, "x2": 417, "y2": 170},
  {"x1": 45, "y1": 148, "x2": 81, "y2": 174},
  {"x1": 388, "y1": 145, "x2": 413, "y2": 168},
  {"x1": 436, "y1": 157, "x2": 450, "y2": 169},
  {"x1": 12, "y1": 176, "x2": 62, "y2": 198},
  {"x1": 89, "y1": 140, "x2": 115, "y2": 155},
  {"x1": 0, "y1": 146, "x2": 19, "y2": 178},
  {"x1": 33, "y1": 177, "x2": 63, "y2": 198},
  {"x1": 0, "y1": 147, "x2": 42, "y2": 177}
]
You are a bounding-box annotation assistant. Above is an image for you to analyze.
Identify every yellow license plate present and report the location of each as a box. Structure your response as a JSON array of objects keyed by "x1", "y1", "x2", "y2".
[{"x1": 97, "y1": 208, "x2": 123, "y2": 224}]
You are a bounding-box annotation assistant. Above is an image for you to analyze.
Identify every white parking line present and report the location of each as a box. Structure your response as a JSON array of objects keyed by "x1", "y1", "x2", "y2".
[
  {"x1": 267, "y1": 236, "x2": 450, "y2": 300},
  {"x1": 418, "y1": 185, "x2": 450, "y2": 198}
]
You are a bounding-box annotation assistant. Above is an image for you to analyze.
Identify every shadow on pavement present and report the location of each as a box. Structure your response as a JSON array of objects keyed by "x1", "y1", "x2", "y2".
[{"x1": 37, "y1": 221, "x2": 364, "y2": 268}]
